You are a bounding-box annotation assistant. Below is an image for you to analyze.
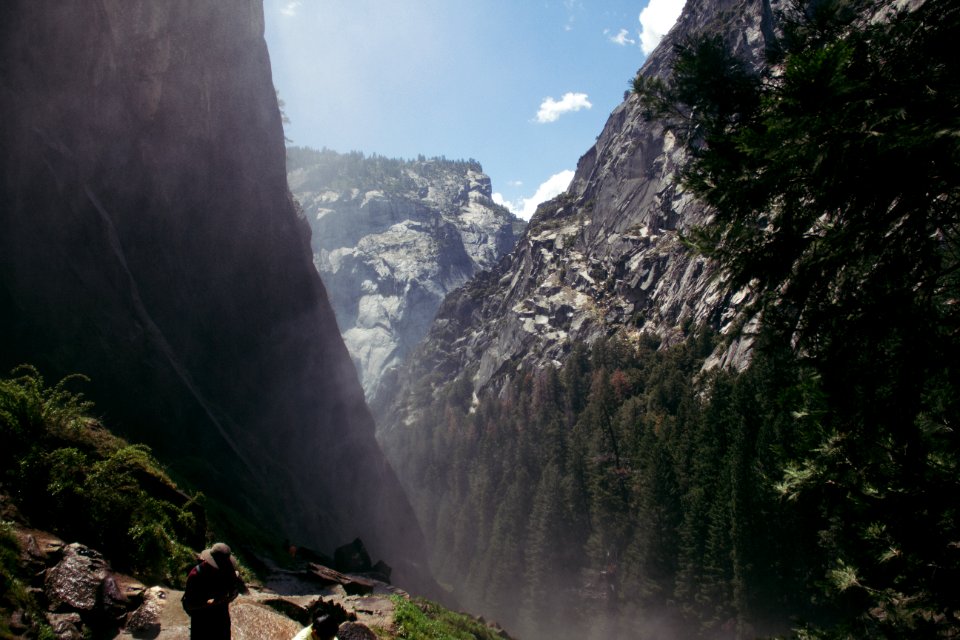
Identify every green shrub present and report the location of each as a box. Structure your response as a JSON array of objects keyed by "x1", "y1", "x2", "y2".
[
  {"x1": 0, "y1": 367, "x2": 203, "y2": 586},
  {"x1": 0, "y1": 365, "x2": 90, "y2": 464}
]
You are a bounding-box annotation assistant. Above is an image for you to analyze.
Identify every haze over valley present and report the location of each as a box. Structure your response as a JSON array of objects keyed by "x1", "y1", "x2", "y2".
[{"x1": 2, "y1": 1, "x2": 958, "y2": 639}]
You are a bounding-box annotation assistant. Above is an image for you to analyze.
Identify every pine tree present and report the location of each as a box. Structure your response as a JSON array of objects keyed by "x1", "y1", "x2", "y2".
[{"x1": 635, "y1": 0, "x2": 960, "y2": 633}]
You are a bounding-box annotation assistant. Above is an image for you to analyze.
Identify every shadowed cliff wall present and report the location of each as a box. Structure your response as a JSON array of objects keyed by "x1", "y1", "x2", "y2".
[{"x1": 0, "y1": 0, "x2": 430, "y2": 588}]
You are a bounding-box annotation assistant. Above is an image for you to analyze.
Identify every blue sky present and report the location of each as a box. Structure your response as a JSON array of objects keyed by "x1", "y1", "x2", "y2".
[{"x1": 264, "y1": 0, "x2": 685, "y2": 219}]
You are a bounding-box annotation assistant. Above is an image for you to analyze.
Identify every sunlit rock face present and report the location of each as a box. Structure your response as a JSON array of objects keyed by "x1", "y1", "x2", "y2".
[
  {"x1": 287, "y1": 149, "x2": 521, "y2": 403},
  {"x1": 0, "y1": 0, "x2": 430, "y2": 589},
  {"x1": 378, "y1": 0, "x2": 778, "y2": 423}
]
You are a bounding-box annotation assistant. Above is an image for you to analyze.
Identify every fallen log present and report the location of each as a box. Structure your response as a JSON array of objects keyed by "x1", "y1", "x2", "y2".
[{"x1": 305, "y1": 563, "x2": 376, "y2": 596}]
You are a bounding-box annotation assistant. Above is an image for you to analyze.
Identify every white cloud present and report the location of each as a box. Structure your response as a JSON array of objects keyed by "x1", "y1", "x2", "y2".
[
  {"x1": 608, "y1": 28, "x2": 637, "y2": 46},
  {"x1": 638, "y1": 0, "x2": 686, "y2": 55},
  {"x1": 280, "y1": 1, "x2": 303, "y2": 17},
  {"x1": 495, "y1": 170, "x2": 575, "y2": 220},
  {"x1": 536, "y1": 93, "x2": 592, "y2": 124},
  {"x1": 564, "y1": 0, "x2": 580, "y2": 31}
]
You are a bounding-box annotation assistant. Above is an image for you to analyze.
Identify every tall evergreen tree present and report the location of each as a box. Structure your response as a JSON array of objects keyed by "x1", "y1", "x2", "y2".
[{"x1": 635, "y1": 0, "x2": 960, "y2": 634}]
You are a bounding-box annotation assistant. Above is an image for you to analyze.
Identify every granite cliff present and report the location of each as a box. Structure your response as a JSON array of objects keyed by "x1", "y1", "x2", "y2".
[
  {"x1": 372, "y1": 0, "x2": 782, "y2": 633},
  {"x1": 377, "y1": 0, "x2": 776, "y2": 425},
  {"x1": 287, "y1": 148, "x2": 521, "y2": 403},
  {"x1": 0, "y1": 1, "x2": 431, "y2": 591}
]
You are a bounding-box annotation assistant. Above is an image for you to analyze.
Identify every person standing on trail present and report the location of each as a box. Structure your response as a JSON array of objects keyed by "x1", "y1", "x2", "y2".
[{"x1": 182, "y1": 542, "x2": 245, "y2": 640}]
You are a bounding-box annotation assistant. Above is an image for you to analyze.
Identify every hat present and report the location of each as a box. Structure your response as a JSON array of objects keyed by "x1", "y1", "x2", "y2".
[{"x1": 200, "y1": 542, "x2": 235, "y2": 571}]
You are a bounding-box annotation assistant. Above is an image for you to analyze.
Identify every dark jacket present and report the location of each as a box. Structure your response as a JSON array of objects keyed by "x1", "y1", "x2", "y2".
[{"x1": 182, "y1": 561, "x2": 244, "y2": 640}]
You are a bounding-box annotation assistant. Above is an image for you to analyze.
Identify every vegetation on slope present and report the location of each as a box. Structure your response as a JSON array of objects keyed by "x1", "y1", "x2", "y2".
[
  {"x1": 385, "y1": 332, "x2": 825, "y2": 639},
  {"x1": 635, "y1": 0, "x2": 960, "y2": 635},
  {"x1": 0, "y1": 366, "x2": 203, "y2": 586},
  {"x1": 0, "y1": 367, "x2": 495, "y2": 639},
  {"x1": 286, "y1": 146, "x2": 484, "y2": 193}
]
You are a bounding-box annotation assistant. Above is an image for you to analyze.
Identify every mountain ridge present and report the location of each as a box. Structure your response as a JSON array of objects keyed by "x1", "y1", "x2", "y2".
[
  {"x1": 288, "y1": 147, "x2": 521, "y2": 402},
  {"x1": 376, "y1": 0, "x2": 777, "y2": 425}
]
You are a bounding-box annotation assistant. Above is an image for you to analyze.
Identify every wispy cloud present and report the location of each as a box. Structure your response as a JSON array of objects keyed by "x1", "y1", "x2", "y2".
[
  {"x1": 639, "y1": 0, "x2": 686, "y2": 55},
  {"x1": 563, "y1": 0, "x2": 580, "y2": 31},
  {"x1": 535, "y1": 93, "x2": 592, "y2": 124},
  {"x1": 494, "y1": 170, "x2": 575, "y2": 220},
  {"x1": 606, "y1": 28, "x2": 637, "y2": 46},
  {"x1": 280, "y1": 0, "x2": 303, "y2": 17}
]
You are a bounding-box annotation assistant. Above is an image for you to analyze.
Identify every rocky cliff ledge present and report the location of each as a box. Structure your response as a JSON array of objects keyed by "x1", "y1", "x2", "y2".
[
  {"x1": 287, "y1": 148, "x2": 521, "y2": 403},
  {"x1": 0, "y1": 1, "x2": 430, "y2": 590}
]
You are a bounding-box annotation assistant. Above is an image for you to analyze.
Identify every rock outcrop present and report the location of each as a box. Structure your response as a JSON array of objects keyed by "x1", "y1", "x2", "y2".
[
  {"x1": 377, "y1": 0, "x2": 777, "y2": 424},
  {"x1": 287, "y1": 149, "x2": 521, "y2": 402},
  {"x1": 0, "y1": 0, "x2": 429, "y2": 589}
]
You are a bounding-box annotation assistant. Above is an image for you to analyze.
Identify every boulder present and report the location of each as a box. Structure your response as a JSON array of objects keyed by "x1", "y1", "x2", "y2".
[
  {"x1": 13, "y1": 528, "x2": 64, "y2": 577},
  {"x1": 101, "y1": 573, "x2": 131, "y2": 622},
  {"x1": 294, "y1": 545, "x2": 335, "y2": 568},
  {"x1": 306, "y1": 564, "x2": 375, "y2": 596},
  {"x1": 45, "y1": 612, "x2": 84, "y2": 640},
  {"x1": 125, "y1": 586, "x2": 166, "y2": 636},
  {"x1": 337, "y1": 621, "x2": 378, "y2": 640},
  {"x1": 370, "y1": 559, "x2": 392, "y2": 583},
  {"x1": 334, "y1": 538, "x2": 372, "y2": 574},
  {"x1": 230, "y1": 600, "x2": 303, "y2": 640},
  {"x1": 262, "y1": 598, "x2": 311, "y2": 626},
  {"x1": 44, "y1": 543, "x2": 109, "y2": 612}
]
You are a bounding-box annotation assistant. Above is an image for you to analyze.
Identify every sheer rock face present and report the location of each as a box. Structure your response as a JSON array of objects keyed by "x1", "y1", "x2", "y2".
[
  {"x1": 0, "y1": 0, "x2": 429, "y2": 587},
  {"x1": 378, "y1": 0, "x2": 779, "y2": 424},
  {"x1": 288, "y1": 152, "x2": 520, "y2": 403}
]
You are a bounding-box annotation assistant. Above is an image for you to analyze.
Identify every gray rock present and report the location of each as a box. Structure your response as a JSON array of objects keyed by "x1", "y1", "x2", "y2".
[
  {"x1": 125, "y1": 586, "x2": 166, "y2": 636},
  {"x1": 44, "y1": 543, "x2": 109, "y2": 613},
  {"x1": 45, "y1": 612, "x2": 84, "y2": 640},
  {"x1": 333, "y1": 538, "x2": 371, "y2": 574},
  {"x1": 289, "y1": 150, "x2": 522, "y2": 402},
  {"x1": 337, "y1": 621, "x2": 377, "y2": 640}
]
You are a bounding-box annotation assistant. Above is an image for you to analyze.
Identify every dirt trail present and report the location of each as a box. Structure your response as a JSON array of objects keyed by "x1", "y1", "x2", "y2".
[{"x1": 114, "y1": 582, "x2": 398, "y2": 640}]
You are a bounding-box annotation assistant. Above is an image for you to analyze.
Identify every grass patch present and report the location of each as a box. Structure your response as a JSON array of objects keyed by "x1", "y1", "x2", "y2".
[{"x1": 391, "y1": 596, "x2": 504, "y2": 640}]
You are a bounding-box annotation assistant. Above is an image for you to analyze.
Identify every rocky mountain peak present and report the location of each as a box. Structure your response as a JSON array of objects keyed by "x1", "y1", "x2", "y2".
[{"x1": 288, "y1": 148, "x2": 522, "y2": 402}]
